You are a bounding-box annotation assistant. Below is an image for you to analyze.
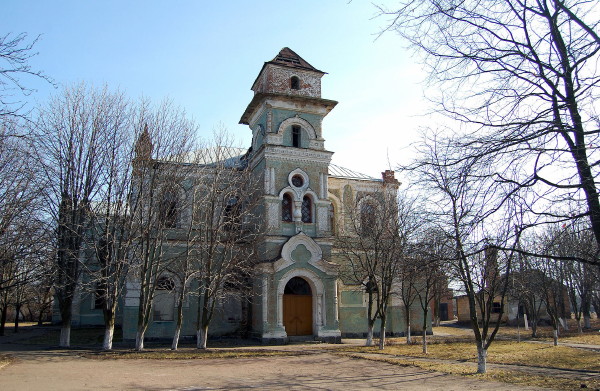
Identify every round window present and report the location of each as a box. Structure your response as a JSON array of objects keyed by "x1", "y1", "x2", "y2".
[{"x1": 291, "y1": 175, "x2": 304, "y2": 188}]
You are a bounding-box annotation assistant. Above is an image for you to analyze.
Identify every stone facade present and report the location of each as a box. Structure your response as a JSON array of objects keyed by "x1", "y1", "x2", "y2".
[{"x1": 66, "y1": 48, "x2": 428, "y2": 343}]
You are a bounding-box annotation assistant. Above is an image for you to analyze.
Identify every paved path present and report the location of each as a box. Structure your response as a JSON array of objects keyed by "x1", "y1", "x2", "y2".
[{"x1": 0, "y1": 349, "x2": 545, "y2": 391}]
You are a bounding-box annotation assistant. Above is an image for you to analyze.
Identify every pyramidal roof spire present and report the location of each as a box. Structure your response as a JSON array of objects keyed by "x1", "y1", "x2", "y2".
[{"x1": 267, "y1": 47, "x2": 324, "y2": 73}]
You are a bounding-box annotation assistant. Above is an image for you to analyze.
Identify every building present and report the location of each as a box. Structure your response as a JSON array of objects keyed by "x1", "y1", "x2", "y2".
[{"x1": 65, "y1": 48, "x2": 425, "y2": 343}]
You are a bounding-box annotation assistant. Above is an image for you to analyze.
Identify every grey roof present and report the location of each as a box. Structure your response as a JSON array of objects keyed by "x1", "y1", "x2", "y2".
[{"x1": 328, "y1": 163, "x2": 380, "y2": 181}]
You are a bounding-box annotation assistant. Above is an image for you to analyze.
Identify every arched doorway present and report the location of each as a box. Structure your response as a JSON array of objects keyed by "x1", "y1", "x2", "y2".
[{"x1": 283, "y1": 277, "x2": 313, "y2": 336}]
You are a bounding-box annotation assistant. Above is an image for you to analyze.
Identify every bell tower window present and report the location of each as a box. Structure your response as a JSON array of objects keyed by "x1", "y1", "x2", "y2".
[
  {"x1": 290, "y1": 76, "x2": 300, "y2": 90},
  {"x1": 301, "y1": 196, "x2": 312, "y2": 223},
  {"x1": 282, "y1": 193, "x2": 293, "y2": 222},
  {"x1": 292, "y1": 125, "x2": 301, "y2": 148}
]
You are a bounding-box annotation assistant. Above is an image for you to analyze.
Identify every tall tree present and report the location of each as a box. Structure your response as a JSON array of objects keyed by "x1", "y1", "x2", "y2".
[
  {"x1": 379, "y1": 0, "x2": 600, "y2": 263},
  {"x1": 404, "y1": 135, "x2": 521, "y2": 373},
  {"x1": 337, "y1": 186, "x2": 417, "y2": 349},
  {"x1": 36, "y1": 84, "x2": 129, "y2": 347},
  {"x1": 190, "y1": 134, "x2": 260, "y2": 350},
  {"x1": 128, "y1": 100, "x2": 198, "y2": 351}
]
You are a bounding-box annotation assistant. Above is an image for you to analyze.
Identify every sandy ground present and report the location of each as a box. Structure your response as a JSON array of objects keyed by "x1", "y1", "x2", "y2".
[{"x1": 0, "y1": 347, "x2": 547, "y2": 391}]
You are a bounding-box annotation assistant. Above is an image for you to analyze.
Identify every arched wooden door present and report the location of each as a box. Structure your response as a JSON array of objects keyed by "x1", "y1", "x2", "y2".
[{"x1": 283, "y1": 277, "x2": 313, "y2": 336}]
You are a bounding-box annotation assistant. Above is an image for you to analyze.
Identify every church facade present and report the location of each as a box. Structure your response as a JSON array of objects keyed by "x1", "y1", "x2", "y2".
[{"x1": 66, "y1": 48, "x2": 424, "y2": 343}]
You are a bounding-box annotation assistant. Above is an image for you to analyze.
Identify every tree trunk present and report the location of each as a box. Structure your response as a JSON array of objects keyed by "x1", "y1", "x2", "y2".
[
  {"x1": 379, "y1": 322, "x2": 386, "y2": 350},
  {"x1": 135, "y1": 328, "x2": 146, "y2": 351},
  {"x1": 14, "y1": 303, "x2": 21, "y2": 333},
  {"x1": 553, "y1": 328, "x2": 558, "y2": 346},
  {"x1": 103, "y1": 314, "x2": 115, "y2": 351},
  {"x1": 0, "y1": 304, "x2": 7, "y2": 336},
  {"x1": 523, "y1": 313, "x2": 528, "y2": 330},
  {"x1": 366, "y1": 322, "x2": 374, "y2": 346},
  {"x1": 476, "y1": 343, "x2": 487, "y2": 374},
  {"x1": 422, "y1": 327, "x2": 428, "y2": 354},
  {"x1": 60, "y1": 324, "x2": 71, "y2": 348},
  {"x1": 103, "y1": 324, "x2": 115, "y2": 351},
  {"x1": 172, "y1": 295, "x2": 184, "y2": 350},
  {"x1": 197, "y1": 325, "x2": 208, "y2": 349},
  {"x1": 405, "y1": 308, "x2": 411, "y2": 344},
  {"x1": 584, "y1": 315, "x2": 591, "y2": 329}
]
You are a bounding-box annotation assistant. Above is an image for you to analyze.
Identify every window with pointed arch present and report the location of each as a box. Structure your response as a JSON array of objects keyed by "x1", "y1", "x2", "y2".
[
  {"x1": 160, "y1": 191, "x2": 178, "y2": 228},
  {"x1": 328, "y1": 203, "x2": 335, "y2": 234},
  {"x1": 301, "y1": 195, "x2": 312, "y2": 223},
  {"x1": 282, "y1": 193, "x2": 293, "y2": 222},
  {"x1": 360, "y1": 201, "x2": 376, "y2": 235}
]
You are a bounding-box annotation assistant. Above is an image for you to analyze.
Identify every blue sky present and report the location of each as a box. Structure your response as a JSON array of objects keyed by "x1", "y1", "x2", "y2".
[{"x1": 3, "y1": 1, "x2": 430, "y2": 178}]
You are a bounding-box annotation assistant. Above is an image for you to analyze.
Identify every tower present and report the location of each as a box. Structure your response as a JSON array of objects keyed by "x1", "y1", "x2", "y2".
[{"x1": 240, "y1": 48, "x2": 341, "y2": 342}]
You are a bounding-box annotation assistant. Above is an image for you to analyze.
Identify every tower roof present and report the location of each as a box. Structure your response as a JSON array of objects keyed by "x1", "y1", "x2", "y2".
[{"x1": 266, "y1": 47, "x2": 324, "y2": 73}]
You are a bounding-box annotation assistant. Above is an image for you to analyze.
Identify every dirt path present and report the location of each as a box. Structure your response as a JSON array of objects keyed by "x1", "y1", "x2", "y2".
[{"x1": 0, "y1": 350, "x2": 547, "y2": 391}]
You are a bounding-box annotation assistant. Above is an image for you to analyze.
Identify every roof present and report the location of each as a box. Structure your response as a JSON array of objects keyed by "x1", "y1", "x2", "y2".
[
  {"x1": 249, "y1": 48, "x2": 326, "y2": 93},
  {"x1": 328, "y1": 163, "x2": 380, "y2": 181},
  {"x1": 266, "y1": 47, "x2": 324, "y2": 73}
]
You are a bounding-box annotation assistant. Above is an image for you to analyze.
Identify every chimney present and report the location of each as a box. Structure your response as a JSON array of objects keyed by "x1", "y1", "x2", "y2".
[{"x1": 382, "y1": 170, "x2": 399, "y2": 185}]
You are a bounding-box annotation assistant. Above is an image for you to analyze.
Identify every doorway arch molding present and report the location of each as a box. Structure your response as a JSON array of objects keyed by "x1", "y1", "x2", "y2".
[{"x1": 276, "y1": 268, "x2": 325, "y2": 334}]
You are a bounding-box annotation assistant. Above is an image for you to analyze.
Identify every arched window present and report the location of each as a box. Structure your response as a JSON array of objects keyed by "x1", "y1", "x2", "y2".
[
  {"x1": 154, "y1": 276, "x2": 175, "y2": 321},
  {"x1": 329, "y1": 203, "x2": 335, "y2": 234},
  {"x1": 361, "y1": 201, "x2": 376, "y2": 234},
  {"x1": 224, "y1": 197, "x2": 239, "y2": 231},
  {"x1": 160, "y1": 191, "x2": 178, "y2": 228},
  {"x1": 282, "y1": 193, "x2": 293, "y2": 222},
  {"x1": 301, "y1": 195, "x2": 312, "y2": 223},
  {"x1": 292, "y1": 125, "x2": 301, "y2": 148},
  {"x1": 290, "y1": 76, "x2": 300, "y2": 90}
]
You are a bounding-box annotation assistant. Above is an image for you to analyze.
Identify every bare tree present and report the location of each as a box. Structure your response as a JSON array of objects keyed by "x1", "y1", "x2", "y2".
[
  {"x1": 128, "y1": 100, "x2": 198, "y2": 351},
  {"x1": 398, "y1": 255, "x2": 419, "y2": 343},
  {"x1": 0, "y1": 33, "x2": 54, "y2": 122},
  {"x1": 36, "y1": 84, "x2": 129, "y2": 347},
  {"x1": 84, "y1": 93, "x2": 135, "y2": 350},
  {"x1": 413, "y1": 229, "x2": 450, "y2": 354},
  {"x1": 378, "y1": 0, "x2": 600, "y2": 264},
  {"x1": 0, "y1": 122, "x2": 48, "y2": 335},
  {"x1": 403, "y1": 135, "x2": 521, "y2": 373},
  {"x1": 338, "y1": 186, "x2": 417, "y2": 349},
  {"x1": 189, "y1": 134, "x2": 260, "y2": 350}
]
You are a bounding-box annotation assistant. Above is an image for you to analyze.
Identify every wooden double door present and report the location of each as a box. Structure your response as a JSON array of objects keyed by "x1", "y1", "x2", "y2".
[{"x1": 283, "y1": 277, "x2": 313, "y2": 336}]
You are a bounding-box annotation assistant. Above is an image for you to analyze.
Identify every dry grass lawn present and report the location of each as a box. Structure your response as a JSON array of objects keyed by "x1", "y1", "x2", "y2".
[
  {"x1": 83, "y1": 348, "x2": 302, "y2": 360},
  {"x1": 344, "y1": 353, "x2": 600, "y2": 391},
  {"x1": 374, "y1": 341, "x2": 600, "y2": 371}
]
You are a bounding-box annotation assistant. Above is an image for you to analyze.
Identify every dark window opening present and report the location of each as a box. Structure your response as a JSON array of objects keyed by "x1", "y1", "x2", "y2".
[
  {"x1": 284, "y1": 277, "x2": 311, "y2": 295},
  {"x1": 365, "y1": 277, "x2": 378, "y2": 293},
  {"x1": 94, "y1": 283, "x2": 106, "y2": 309},
  {"x1": 282, "y1": 193, "x2": 293, "y2": 222},
  {"x1": 301, "y1": 196, "x2": 312, "y2": 223},
  {"x1": 329, "y1": 203, "x2": 335, "y2": 234},
  {"x1": 492, "y1": 302, "x2": 502, "y2": 314},
  {"x1": 160, "y1": 191, "x2": 178, "y2": 228},
  {"x1": 291, "y1": 174, "x2": 304, "y2": 188},
  {"x1": 156, "y1": 276, "x2": 175, "y2": 291},
  {"x1": 224, "y1": 197, "x2": 239, "y2": 231},
  {"x1": 292, "y1": 125, "x2": 301, "y2": 148},
  {"x1": 361, "y1": 202, "x2": 376, "y2": 234},
  {"x1": 290, "y1": 76, "x2": 300, "y2": 90}
]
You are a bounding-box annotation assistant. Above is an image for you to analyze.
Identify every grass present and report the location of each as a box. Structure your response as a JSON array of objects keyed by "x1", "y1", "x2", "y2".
[
  {"x1": 343, "y1": 352, "x2": 600, "y2": 391},
  {"x1": 82, "y1": 348, "x2": 303, "y2": 360},
  {"x1": 344, "y1": 341, "x2": 600, "y2": 371},
  {"x1": 0, "y1": 354, "x2": 13, "y2": 370}
]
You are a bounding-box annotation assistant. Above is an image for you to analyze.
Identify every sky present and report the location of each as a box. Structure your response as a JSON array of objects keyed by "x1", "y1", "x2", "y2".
[{"x1": 2, "y1": 1, "x2": 432, "y2": 180}]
